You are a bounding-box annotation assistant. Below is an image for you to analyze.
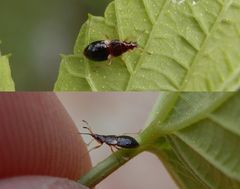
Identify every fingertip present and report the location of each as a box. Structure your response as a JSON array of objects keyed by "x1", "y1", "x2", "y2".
[
  {"x1": 0, "y1": 93, "x2": 91, "y2": 179},
  {"x1": 0, "y1": 176, "x2": 89, "y2": 189}
]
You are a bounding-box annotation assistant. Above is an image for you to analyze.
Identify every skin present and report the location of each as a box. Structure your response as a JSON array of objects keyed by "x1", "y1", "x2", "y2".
[
  {"x1": 0, "y1": 93, "x2": 91, "y2": 189},
  {"x1": 0, "y1": 176, "x2": 89, "y2": 189}
]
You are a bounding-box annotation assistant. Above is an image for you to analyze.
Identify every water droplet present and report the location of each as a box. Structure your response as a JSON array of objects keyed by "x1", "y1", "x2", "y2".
[
  {"x1": 191, "y1": 0, "x2": 200, "y2": 6},
  {"x1": 171, "y1": 0, "x2": 185, "y2": 5}
]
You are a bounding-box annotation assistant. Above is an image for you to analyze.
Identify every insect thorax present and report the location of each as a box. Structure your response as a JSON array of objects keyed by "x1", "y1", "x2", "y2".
[{"x1": 104, "y1": 135, "x2": 118, "y2": 145}]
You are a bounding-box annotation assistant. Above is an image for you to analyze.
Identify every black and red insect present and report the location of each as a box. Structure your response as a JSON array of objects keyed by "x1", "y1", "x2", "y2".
[
  {"x1": 83, "y1": 40, "x2": 138, "y2": 63},
  {"x1": 80, "y1": 120, "x2": 139, "y2": 152}
]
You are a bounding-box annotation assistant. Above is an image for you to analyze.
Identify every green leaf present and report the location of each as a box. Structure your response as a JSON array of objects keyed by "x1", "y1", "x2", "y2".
[
  {"x1": 55, "y1": 0, "x2": 240, "y2": 91},
  {"x1": 140, "y1": 92, "x2": 240, "y2": 189},
  {"x1": 0, "y1": 54, "x2": 15, "y2": 91}
]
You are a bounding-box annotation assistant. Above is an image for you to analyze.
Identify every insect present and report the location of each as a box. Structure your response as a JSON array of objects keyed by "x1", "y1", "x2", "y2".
[
  {"x1": 83, "y1": 40, "x2": 138, "y2": 64},
  {"x1": 80, "y1": 120, "x2": 139, "y2": 152}
]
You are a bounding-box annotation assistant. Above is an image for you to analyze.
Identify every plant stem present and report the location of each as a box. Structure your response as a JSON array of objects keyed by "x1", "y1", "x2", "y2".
[{"x1": 78, "y1": 147, "x2": 143, "y2": 188}]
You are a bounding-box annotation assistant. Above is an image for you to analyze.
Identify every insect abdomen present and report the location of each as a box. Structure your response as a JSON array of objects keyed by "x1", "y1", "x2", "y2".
[
  {"x1": 84, "y1": 40, "x2": 110, "y2": 61},
  {"x1": 116, "y1": 136, "x2": 139, "y2": 148}
]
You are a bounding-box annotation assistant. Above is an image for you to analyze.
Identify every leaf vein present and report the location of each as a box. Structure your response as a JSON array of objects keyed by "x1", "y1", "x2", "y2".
[
  {"x1": 141, "y1": 0, "x2": 155, "y2": 25},
  {"x1": 125, "y1": 0, "x2": 171, "y2": 90},
  {"x1": 167, "y1": 135, "x2": 214, "y2": 189},
  {"x1": 180, "y1": 0, "x2": 234, "y2": 90}
]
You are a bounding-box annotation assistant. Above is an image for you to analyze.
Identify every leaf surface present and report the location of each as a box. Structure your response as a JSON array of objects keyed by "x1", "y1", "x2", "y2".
[
  {"x1": 55, "y1": 0, "x2": 240, "y2": 91},
  {"x1": 140, "y1": 93, "x2": 240, "y2": 189},
  {"x1": 0, "y1": 53, "x2": 15, "y2": 91}
]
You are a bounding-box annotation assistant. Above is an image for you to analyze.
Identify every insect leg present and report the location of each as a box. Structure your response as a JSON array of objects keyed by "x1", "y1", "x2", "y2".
[
  {"x1": 110, "y1": 146, "x2": 115, "y2": 153},
  {"x1": 107, "y1": 55, "x2": 113, "y2": 65},
  {"x1": 88, "y1": 143, "x2": 103, "y2": 153},
  {"x1": 113, "y1": 146, "x2": 121, "y2": 150},
  {"x1": 137, "y1": 47, "x2": 152, "y2": 55},
  {"x1": 86, "y1": 138, "x2": 95, "y2": 146},
  {"x1": 110, "y1": 145, "x2": 120, "y2": 153},
  {"x1": 109, "y1": 145, "x2": 121, "y2": 153}
]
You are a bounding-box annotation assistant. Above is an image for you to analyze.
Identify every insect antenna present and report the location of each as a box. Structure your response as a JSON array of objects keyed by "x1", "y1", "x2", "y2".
[
  {"x1": 82, "y1": 119, "x2": 90, "y2": 126},
  {"x1": 78, "y1": 127, "x2": 96, "y2": 145},
  {"x1": 78, "y1": 142, "x2": 103, "y2": 161},
  {"x1": 122, "y1": 129, "x2": 142, "y2": 136},
  {"x1": 137, "y1": 47, "x2": 152, "y2": 55},
  {"x1": 80, "y1": 120, "x2": 96, "y2": 134},
  {"x1": 77, "y1": 126, "x2": 103, "y2": 160},
  {"x1": 77, "y1": 132, "x2": 92, "y2": 136}
]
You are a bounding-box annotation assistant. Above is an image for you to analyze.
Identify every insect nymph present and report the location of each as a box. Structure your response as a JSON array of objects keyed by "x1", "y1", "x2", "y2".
[
  {"x1": 83, "y1": 40, "x2": 138, "y2": 63},
  {"x1": 80, "y1": 121, "x2": 139, "y2": 152}
]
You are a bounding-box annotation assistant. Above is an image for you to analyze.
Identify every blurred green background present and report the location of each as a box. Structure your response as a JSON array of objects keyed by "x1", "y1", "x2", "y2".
[{"x1": 0, "y1": 0, "x2": 111, "y2": 90}]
